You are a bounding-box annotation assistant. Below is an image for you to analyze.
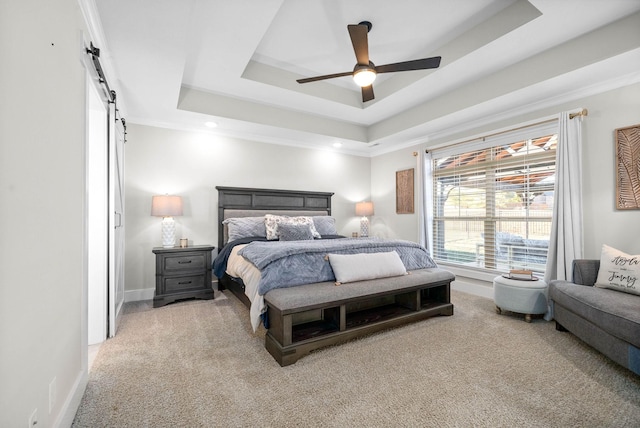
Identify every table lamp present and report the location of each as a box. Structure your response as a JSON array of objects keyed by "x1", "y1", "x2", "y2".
[
  {"x1": 355, "y1": 201, "x2": 374, "y2": 237},
  {"x1": 151, "y1": 195, "x2": 183, "y2": 247}
]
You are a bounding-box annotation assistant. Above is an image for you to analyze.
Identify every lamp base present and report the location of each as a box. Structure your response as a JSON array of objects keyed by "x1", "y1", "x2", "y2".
[
  {"x1": 360, "y1": 216, "x2": 369, "y2": 237},
  {"x1": 161, "y1": 217, "x2": 176, "y2": 248}
]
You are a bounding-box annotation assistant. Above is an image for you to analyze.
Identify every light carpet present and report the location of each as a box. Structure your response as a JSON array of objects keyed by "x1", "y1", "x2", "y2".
[{"x1": 72, "y1": 290, "x2": 640, "y2": 427}]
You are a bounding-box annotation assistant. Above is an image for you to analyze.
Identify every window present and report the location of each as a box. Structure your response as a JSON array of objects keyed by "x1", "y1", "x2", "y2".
[{"x1": 430, "y1": 124, "x2": 557, "y2": 274}]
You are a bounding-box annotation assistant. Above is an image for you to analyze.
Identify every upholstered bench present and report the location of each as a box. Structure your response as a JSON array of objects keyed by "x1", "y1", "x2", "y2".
[{"x1": 263, "y1": 268, "x2": 455, "y2": 366}]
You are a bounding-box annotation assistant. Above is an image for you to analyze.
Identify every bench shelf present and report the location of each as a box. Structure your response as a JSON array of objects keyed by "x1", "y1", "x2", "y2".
[{"x1": 264, "y1": 270, "x2": 454, "y2": 366}]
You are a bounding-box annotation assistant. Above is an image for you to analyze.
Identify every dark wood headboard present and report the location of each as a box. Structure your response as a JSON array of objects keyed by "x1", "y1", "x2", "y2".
[{"x1": 216, "y1": 186, "x2": 334, "y2": 250}]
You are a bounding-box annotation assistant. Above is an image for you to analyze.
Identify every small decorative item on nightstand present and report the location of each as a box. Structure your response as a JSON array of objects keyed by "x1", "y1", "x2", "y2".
[{"x1": 152, "y1": 245, "x2": 215, "y2": 307}]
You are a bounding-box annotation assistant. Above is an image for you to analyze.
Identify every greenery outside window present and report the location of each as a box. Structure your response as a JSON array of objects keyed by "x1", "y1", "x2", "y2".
[{"x1": 430, "y1": 124, "x2": 557, "y2": 274}]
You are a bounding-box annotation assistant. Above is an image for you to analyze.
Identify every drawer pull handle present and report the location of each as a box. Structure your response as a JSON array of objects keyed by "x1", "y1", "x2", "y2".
[
  {"x1": 178, "y1": 281, "x2": 192, "y2": 285},
  {"x1": 178, "y1": 260, "x2": 192, "y2": 264}
]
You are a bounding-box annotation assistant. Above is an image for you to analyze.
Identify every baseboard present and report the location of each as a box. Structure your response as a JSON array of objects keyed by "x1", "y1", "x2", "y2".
[
  {"x1": 451, "y1": 279, "x2": 494, "y2": 300},
  {"x1": 125, "y1": 288, "x2": 155, "y2": 302},
  {"x1": 125, "y1": 280, "x2": 218, "y2": 302},
  {"x1": 54, "y1": 369, "x2": 88, "y2": 428}
]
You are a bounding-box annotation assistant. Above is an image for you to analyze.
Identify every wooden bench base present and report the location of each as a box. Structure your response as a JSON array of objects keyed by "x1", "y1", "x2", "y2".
[{"x1": 264, "y1": 269, "x2": 454, "y2": 366}]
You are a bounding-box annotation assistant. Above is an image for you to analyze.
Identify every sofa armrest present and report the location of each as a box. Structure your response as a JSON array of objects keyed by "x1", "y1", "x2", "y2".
[{"x1": 572, "y1": 259, "x2": 600, "y2": 286}]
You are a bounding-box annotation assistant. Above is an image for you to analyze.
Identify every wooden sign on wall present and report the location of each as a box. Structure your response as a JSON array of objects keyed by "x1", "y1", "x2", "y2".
[
  {"x1": 615, "y1": 123, "x2": 640, "y2": 210},
  {"x1": 396, "y1": 168, "x2": 414, "y2": 214}
]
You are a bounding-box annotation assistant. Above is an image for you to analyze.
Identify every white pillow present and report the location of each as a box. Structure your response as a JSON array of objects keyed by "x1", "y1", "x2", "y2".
[
  {"x1": 264, "y1": 214, "x2": 321, "y2": 240},
  {"x1": 328, "y1": 251, "x2": 407, "y2": 284},
  {"x1": 594, "y1": 244, "x2": 640, "y2": 296}
]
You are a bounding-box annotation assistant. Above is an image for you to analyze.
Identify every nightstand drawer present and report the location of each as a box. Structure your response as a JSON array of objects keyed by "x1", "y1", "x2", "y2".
[
  {"x1": 164, "y1": 274, "x2": 207, "y2": 293},
  {"x1": 164, "y1": 253, "x2": 207, "y2": 272}
]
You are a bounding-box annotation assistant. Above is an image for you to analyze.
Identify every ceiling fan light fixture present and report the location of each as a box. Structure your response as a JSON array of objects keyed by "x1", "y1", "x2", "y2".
[
  {"x1": 353, "y1": 67, "x2": 376, "y2": 87},
  {"x1": 296, "y1": 21, "x2": 441, "y2": 102}
]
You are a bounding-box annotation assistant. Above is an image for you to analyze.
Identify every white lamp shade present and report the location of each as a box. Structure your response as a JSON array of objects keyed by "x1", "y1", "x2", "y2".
[
  {"x1": 355, "y1": 201, "x2": 374, "y2": 216},
  {"x1": 151, "y1": 195, "x2": 183, "y2": 217}
]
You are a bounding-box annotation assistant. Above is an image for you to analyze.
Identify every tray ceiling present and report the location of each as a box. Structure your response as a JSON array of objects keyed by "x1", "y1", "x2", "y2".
[{"x1": 90, "y1": 0, "x2": 640, "y2": 155}]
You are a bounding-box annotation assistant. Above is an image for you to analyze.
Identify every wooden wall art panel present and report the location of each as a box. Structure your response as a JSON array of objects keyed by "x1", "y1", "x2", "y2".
[
  {"x1": 396, "y1": 168, "x2": 414, "y2": 214},
  {"x1": 615, "y1": 123, "x2": 640, "y2": 210}
]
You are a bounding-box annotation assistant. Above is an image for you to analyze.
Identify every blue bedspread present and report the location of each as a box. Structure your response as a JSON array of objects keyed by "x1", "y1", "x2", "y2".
[{"x1": 238, "y1": 237, "x2": 437, "y2": 295}]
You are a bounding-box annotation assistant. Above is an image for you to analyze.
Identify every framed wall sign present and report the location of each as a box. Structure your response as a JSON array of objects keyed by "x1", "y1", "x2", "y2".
[
  {"x1": 615, "y1": 123, "x2": 640, "y2": 210},
  {"x1": 396, "y1": 168, "x2": 414, "y2": 214}
]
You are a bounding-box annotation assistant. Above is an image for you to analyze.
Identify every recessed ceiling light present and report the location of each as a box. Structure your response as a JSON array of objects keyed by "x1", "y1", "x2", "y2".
[
  {"x1": 332, "y1": 142, "x2": 343, "y2": 148},
  {"x1": 205, "y1": 121, "x2": 217, "y2": 128}
]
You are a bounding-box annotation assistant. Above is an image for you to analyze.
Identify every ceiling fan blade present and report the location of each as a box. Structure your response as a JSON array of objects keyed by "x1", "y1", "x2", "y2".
[
  {"x1": 297, "y1": 71, "x2": 353, "y2": 84},
  {"x1": 376, "y1": 56, "x2": 442, "y2": 74},
  {"x1": 361, "y1": 85, "x2": 374, "y2": 102},
  {"x1": 348, "y1": 24, "x2": 370, "y2": 65}
]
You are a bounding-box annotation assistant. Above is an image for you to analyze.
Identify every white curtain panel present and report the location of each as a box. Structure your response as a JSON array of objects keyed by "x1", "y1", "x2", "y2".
[
  {"x1": 544, "y1": 112, "x2": 584, "y2": 283},
  {"x1": 418, "y1": 151, "x2": 434, "y2": 256}
]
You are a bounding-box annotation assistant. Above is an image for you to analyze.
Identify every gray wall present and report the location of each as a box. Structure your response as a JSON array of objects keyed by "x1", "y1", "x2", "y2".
[
  {"x1": 371, "y1": 82, "x2": 640, "y2": 264},
  {"x1": 124, "y1": 124, "x2": 371, "y2": 296},
  {"x1": 1, "y1": 0, "x2": 88, "y2": 425}
]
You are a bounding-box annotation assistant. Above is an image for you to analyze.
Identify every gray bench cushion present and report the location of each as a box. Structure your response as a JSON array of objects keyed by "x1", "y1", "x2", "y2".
[
  {"x1": 550, "y1": 281, "x2": 640, "y2": 348},
  {"x1": 265, "y1": 268, "x2": 455, "y2": 314}
]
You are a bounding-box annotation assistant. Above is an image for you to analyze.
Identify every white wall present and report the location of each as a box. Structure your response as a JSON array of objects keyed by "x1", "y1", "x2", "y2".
[
  {"x1": 371, "y1": 82, "x2": 640, "y2": 286},
  {"x1": 124, "y1": 124, "x2": 371, "y2": 296},
  {"x1": 0, "y1": 0, "x2": 88, "y2": 426},
  {"x1": 370, "y1": 148, "x2": 421, "y2": 240},
  {"x1": 579, "y1": 84, "x2": 640, "y2": 257}
]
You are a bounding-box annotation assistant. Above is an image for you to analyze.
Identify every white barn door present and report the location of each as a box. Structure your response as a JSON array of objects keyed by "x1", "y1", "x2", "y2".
[
  {"x1": 108, "y1": 103, "x2": 125, "y2": 337},
  {"x1": 87, "y1": 78, "x2": 108, "y2": 345}
]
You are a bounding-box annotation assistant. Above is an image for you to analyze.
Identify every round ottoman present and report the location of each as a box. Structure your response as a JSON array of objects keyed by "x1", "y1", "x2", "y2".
[{"x1": 493, "y1": 275, "x2": 548, "y2": 322}]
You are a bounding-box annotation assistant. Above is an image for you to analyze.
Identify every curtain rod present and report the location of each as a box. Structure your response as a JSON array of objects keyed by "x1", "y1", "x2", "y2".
[
  {"x1": 424, "y1": 108, "x2": 587, "y2": 154},
  {"x1": 569, "y1": 108, "x2": 588, "y2": 119}
]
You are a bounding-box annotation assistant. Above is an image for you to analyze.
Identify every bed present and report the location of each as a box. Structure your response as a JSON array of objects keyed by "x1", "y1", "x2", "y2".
[{"x1": 214, "y1": 186, "x2": 455, "y2": 365}]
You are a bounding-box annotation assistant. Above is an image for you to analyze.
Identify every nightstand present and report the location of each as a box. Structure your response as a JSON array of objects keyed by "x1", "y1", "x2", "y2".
[{"x1": 152, "y1": 245, "x2": 215, "y2": 308}]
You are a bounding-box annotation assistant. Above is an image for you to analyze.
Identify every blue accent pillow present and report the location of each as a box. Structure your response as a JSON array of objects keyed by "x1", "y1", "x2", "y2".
[
  {"x1": 222, "y1": 216, "x2": 266, "y2": 242},
  {"x1": 312, "y1": 216, "x2": 338, "y2": 235},
  {"x1": 278, "y1": 222, "x2": 315, "y2": 241}
]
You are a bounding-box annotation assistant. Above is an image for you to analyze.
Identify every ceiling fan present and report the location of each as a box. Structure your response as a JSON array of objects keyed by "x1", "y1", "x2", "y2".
[{"x1": 296, "y1": 21, "x2": 441, "y2": 102}]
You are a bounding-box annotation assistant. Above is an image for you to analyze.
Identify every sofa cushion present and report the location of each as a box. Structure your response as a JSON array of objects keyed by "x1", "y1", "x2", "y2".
[
  {"x1": 265, "y1": 268, "x2": 455, "y2": 313},
  {"x1": 572, "y1": 259, "x2": 600, "y2": 286},
  {"x1": 595, "y1": 244, "x2": 640, "y2": 296},
  {"x1": 549, "y1": 281, "x2": 640, "y2": 348}
]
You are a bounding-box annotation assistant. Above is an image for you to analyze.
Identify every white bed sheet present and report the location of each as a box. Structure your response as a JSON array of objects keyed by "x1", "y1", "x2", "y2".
[{"x1": 225, "y1": 244, "x2": 266, "y2": 332}]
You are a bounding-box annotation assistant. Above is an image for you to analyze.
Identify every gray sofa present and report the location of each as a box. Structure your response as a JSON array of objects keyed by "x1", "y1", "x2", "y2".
[{"x1": 549, "y1": 259, "x2": 640, "y2": 376}]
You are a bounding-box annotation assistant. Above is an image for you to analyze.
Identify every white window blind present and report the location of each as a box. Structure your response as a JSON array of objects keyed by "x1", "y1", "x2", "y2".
[{"x1": 430, "y1": 122, "x2": 557, "y2": 274}]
